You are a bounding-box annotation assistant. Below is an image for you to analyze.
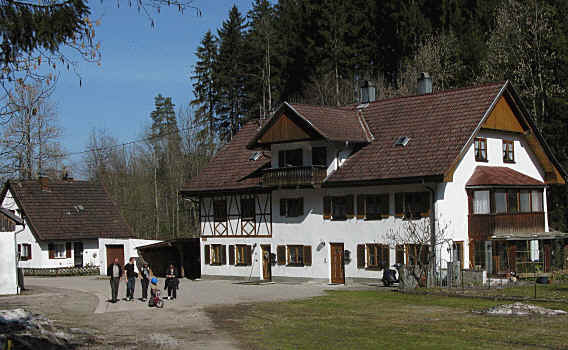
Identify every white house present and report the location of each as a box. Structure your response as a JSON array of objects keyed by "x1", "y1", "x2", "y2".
[
  {"x1": 1, "y1": 177, "x2": 160, "y2": 275},
  {"x1": 0, "y1": 208, "x2": 24, "y2": 295},
  {"x1": 181, "y1": 79, "x2": 567, "y2": 284}
]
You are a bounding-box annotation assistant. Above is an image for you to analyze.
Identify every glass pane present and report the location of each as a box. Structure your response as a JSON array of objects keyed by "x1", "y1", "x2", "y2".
[
  {"x1": 473, "y1": 190, "x2": 490, "y2": 214},
  {"x1": 532, "y1": 190, "x2": 543, "y2": 212},
  {"x1": 520, "y1": 191, "x2": 531, "y2": 212},
  {"x1": 495, "y1": 191, "x2": 507, "y2": 213},
  {"x1": 312, "y1": 147, "x2": 327, "y2": 166},
  {"x1": 508, "y1": 190, "x2": 518, "y2": 213}
]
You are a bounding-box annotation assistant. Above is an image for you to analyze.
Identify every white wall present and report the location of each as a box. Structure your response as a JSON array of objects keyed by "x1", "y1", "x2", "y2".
[
  {"x1": 437, "y1": 129, "x2": 548, "y2": 268},
  {"x1": 98, "y1": 238, "x2": 161, "y2": 275},
  {"x1": 0, "y1": 230, "x2": 19, "y2": 295},
  {"x1": 200, "y1": 130, "x2": 550, "y2": 282},
  {"x1": 201, "y1": 184, "x2": 436, "y2": 282}
]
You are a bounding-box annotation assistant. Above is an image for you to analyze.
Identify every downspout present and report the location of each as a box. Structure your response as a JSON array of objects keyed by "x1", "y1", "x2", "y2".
[{"x1": 423, "y1": 182, "x2": 437, "y2": 285}]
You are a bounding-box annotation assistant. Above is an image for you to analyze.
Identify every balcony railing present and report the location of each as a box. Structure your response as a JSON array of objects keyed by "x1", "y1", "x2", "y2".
[
  {"x1": 262, "y1": 166, "x2": 327, "y2": 187},
  {"x1": 468, "y1": 212, "x2": 545, "y2": 240}
]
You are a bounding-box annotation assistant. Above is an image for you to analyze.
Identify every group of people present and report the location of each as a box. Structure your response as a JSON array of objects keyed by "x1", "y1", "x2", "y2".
[{"x1": 106, "y1": 257, "x2": 180, "y2": 304}]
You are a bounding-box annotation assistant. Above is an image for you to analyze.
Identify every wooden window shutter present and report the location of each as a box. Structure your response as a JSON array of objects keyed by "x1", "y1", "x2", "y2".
[
  {"x1": 357, "y1": 195, "x2": 365, "y2": 219},
  {"x1": 277, "y1": 245, "x2": 286, "y2": 265},
  {"x1": 245, "y1": 245, "x2": 252, "y2": 265},
  {"x1": 323, "y1": 196, "x2": 331, "y2": 219},
  {"x1": 65, "y1": 242, "x2": 72, "y2": 258},
  {"x1": 346, "y1": 195, "x2": 354, "y2": 219},
  {"x1": 204, "y1": 245, "x2": 210, "y2": 265},
  {"x1": 280, "y1": 199, "x2": 287, "y2": 217},
  {"x1": 357, "y1": 244, "x2": 365, "y2": 268},
  {"x1": 228, "y1": 245, "x2": 235, "y2": 265},
  {"x1": 303, "y1": 246, "x2": 312, "y2": 266},
  {"x1": 48, "y1": 243, "x2": 54, "y2": 259},
  {"x1": 221, "y1": 245, "x2": 227, "y2": 265}
]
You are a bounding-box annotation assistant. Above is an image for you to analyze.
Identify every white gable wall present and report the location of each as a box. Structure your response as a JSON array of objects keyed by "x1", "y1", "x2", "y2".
[{"x1": 437, "y1": 129, "x2": 549, "y2": 268}]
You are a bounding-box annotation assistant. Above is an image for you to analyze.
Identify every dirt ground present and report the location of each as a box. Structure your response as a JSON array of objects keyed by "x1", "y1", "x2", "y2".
[{"x1": 0, "y1": 276, "x2": 360, "y2": 349}]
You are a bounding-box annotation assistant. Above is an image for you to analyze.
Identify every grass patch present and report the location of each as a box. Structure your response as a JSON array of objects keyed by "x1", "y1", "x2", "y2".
[
  {"x1": 425, "y1": 283, "x2": 568, "y2": 302},
  {"x1": 208, "y1": 290, "x2": 568, "y2": 350}
]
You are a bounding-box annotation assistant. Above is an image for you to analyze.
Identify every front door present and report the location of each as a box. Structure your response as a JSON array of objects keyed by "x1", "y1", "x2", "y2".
[
  {"x1": 330, "y1": 243, "x2": 345, "y2": 284},
  {"x1": 262, "y1": 245, "x2": 272, "y2": 281},
  {"x1": 106, "y1": 244, "x2": 124, "y2": 267},
  {"x1": 74, "y1": 242, "x2": 84, "y2": 267}
]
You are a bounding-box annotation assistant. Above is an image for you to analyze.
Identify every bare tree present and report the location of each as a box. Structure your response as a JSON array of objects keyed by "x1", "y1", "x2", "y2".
[
  {"x1": 483, "y1": 0, "x2": 564, "y2": 130},
  {"x1": 0, "y1": 81, "x2": 64, "y2": 179},
  {"x1": 387, "y1": 215, "x2": 448, "y2": 288}
]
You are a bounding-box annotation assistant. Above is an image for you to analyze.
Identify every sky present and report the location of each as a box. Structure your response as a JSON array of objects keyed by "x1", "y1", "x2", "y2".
[{"x1": 53, "y1": 0, "x2": 253, "y2": 172}]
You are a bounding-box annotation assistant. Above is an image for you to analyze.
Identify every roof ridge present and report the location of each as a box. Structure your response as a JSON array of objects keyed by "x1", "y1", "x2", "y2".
[{"x1": 352, "y1": 81, "x2": 506, "y2": 107}]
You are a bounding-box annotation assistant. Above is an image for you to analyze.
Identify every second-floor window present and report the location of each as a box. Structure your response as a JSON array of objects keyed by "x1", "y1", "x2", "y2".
[
  {"x1": 503, "y1": 140, "x2": 514, "y2": 163},
  {"x1": 474, "y1": 138, "x2": 487, "y2": 162},
  {"x1": 395, "y1": 192, "x2": 430, "y2": 219},
  {"x1": 472, "y1": 189, "x2": 543, "y2": 214},
  {"x1": 357, "y1": 194, "x2": 389, "y2": 220},
  {"x1": 240, "y1": 198, "x2": 255, "y2": 220},
  {"x1": 279, "y1": 149, "x2": 302, "y2": 167},
  {"x1": 214, "y1": 199, "x2": 227, "y2": 222},
  {"x1": 312, "y1": 147, "x2": 327, "y2": 167},
  {"x1": 323, "y1": 195, "x2": 354, "y2": 221},
  {"x1": 280, "y1": 198, "x2": 304, "y2": 217}
]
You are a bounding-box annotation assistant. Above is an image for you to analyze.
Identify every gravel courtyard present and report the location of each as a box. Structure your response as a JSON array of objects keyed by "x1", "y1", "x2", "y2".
[{"x1": 0, "y1": 276, "x2": 360, "y2": 349}]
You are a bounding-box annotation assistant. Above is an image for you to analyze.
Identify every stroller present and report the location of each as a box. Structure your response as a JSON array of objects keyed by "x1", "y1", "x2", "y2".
[{"x1": 148, "y1": 277, "x2": 164, "y2": 308}]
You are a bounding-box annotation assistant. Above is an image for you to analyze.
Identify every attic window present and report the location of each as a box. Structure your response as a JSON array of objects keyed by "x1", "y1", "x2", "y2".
[
  {"x1": 248, "y1": 151, "x2": 263, "y2": 161},
  {"x1": 395, "y1": 136, "x2": 410, "y2": 147}
]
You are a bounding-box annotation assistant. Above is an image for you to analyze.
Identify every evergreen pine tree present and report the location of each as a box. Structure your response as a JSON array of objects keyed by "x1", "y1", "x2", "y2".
[
  {"x1": 190, "y1": 30, "x2": 218, "y2": 154},
  {"x1": 215, "y1": 5, "x2": 247, "y2": 142}
]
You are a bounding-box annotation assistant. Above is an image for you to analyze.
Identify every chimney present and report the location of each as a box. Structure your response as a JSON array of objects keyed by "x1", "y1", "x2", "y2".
[
  {"x1": 359, "y1": 80, "x2": 376, "y2": 103},
  {"x1": 417, "y1": 72, "x2": 432, "y2": 94},
  {"x1": 38, "y1": 173, "x2": 49, "y2": 191}
]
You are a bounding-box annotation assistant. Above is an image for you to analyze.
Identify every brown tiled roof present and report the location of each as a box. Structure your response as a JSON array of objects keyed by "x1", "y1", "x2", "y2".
[
  {"x1": 327, "y1": 82, "x2": 505, "y2": 183},
  {"x1": 466, "y1": 166, "x2": 544, "y2": 187},
  {"x1": 286, "y1": 103, "x2": 371, "y2": 143},
  {"x1": 1, "y1": 180, "x2": 133, "y2": 241},
  {"x1": 181, "y1": 82, "x2": 558, "y2": 193},
  {"x1": 181, "y1": 121, "x2": 270, "y2": 194}
]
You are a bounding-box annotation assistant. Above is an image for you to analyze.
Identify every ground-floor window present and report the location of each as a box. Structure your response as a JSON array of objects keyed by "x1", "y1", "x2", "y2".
[
  {"x1": 235, "y1": 245, "x2": 252, "y2": 265},
  {"x1": 210, "y1": 244, "x2": 226, "y2": 265},
  {"x1": 49, "y1": 242, "x2": 69, "y2": 259},
  {"x1": 473, "y1": 240, "x2": 486, "y2": 269},
  {"x1": 277, "y1": 245, "x2": 312, "y2": 266},
  {"x1": 18, "y1": 243, "x2": 32, "y2": 260},
  {"x1": 406, "y1": 244, "x2": 429, "y2": 266},
  {"x1": 366, "y1": 244, "x2": 389, "y2": 269}
]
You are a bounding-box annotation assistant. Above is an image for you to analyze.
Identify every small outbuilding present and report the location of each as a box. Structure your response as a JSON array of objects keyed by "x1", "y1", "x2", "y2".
[
  {"x1": 137, "y1": 238, "x2": 200, "y2": 279},
  {"x1": 0, "y1": 208, "x2": 25, "y2": 295}
]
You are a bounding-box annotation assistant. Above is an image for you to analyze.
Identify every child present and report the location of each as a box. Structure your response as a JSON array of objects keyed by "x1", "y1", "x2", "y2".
[{"x1": 149, "y1": 277, "x2": 161, "y2": 307}]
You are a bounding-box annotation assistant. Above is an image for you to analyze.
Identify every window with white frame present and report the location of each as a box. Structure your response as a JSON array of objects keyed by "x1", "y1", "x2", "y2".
[{"x1": 54, "y1": 243, "x2": 66, "y2": 258}]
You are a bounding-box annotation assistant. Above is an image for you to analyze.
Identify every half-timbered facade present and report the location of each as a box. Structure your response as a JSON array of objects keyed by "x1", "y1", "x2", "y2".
[{"x1": 181, "y1": 80, "x2": 567, "y2": 283}]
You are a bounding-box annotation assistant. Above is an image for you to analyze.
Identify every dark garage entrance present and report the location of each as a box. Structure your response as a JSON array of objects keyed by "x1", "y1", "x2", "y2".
[{"x1": 137, "y1": 238, "x2": 200, "y2": 279}]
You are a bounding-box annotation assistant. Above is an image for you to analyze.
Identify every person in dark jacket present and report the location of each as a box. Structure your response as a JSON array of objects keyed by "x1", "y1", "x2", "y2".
[
  {"x1": 164, "y1": 264, "x2": 179, "y2": 300},
  {"x1": 106, "y1": 258, "x2": 123, "y2": 303},
  {"x1": 124, "y1": 257, "x2": 138, "y2": 301},
  {"x1": 139, "y1": 262, "x2": 152, "y2": 302}
]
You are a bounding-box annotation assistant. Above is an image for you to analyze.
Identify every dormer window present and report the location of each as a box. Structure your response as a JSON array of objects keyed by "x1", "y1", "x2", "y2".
[
  {"x1": 278, "y1": 149, "x2": 302, "y2": 167},
  {"x1": 312, "y1": 147, "x2": 327, "y2": 167},
  {"x1": 474, "y1": 138, "x2": 487, "y2": 162},
  {"x1": 503, "y1": 140, "x2": 514, "y2": 163}
]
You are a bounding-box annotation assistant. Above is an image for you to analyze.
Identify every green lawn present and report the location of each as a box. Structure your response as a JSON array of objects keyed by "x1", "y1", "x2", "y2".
[
  {"x1": 426, "y1": 283, "x2": 568, "y2": 301},
  {"x1": 208, "y1": 290, "x2": 568, "y2": 350}
]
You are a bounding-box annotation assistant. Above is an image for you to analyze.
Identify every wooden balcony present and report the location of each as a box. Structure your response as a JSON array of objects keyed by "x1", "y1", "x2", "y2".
[
  {"x1": 262, "y1": 166, "x2": 327, "y2": 187},
  {"x1": 468, "y1": 212, "x2": 545, "y2": 240}
]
